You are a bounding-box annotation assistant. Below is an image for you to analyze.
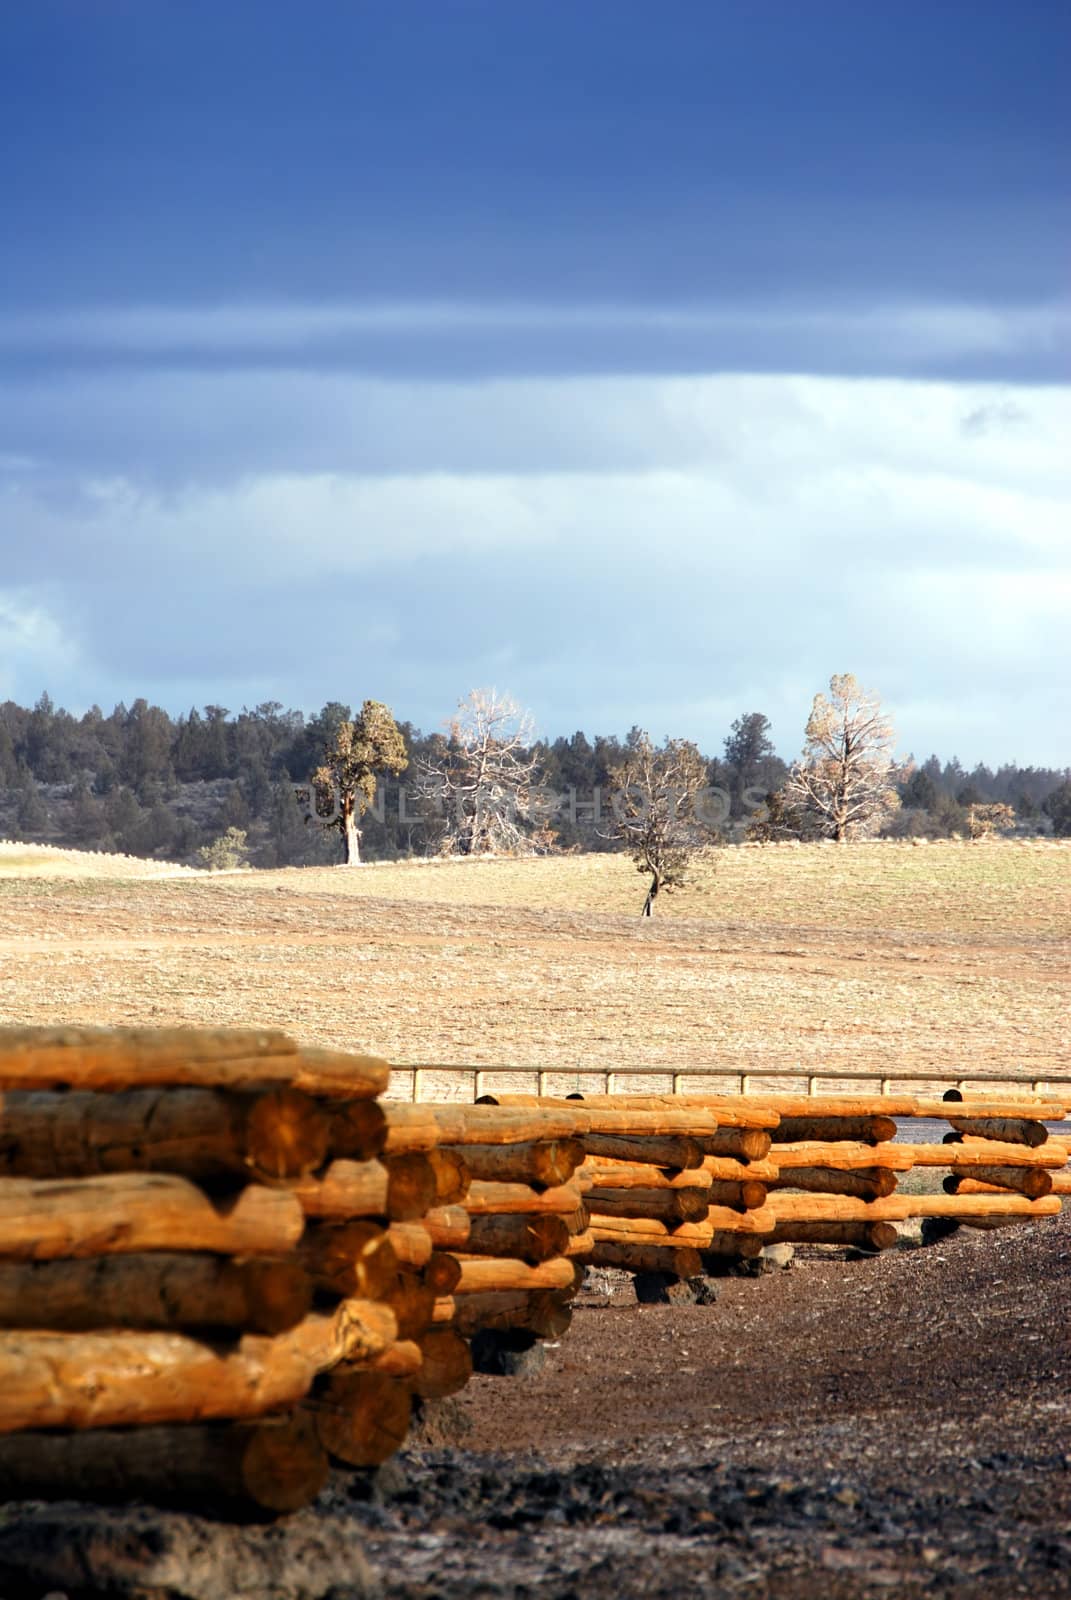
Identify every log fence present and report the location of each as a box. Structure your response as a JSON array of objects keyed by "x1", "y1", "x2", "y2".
[{"x1": 1, "y1": 1025, "x2": 1067, "y2": 1518}]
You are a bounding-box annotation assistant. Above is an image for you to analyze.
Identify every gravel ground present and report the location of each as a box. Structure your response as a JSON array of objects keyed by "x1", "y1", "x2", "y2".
[{"x1": 2, "y1": 1216, "x2": 1068, "y2": 1600}]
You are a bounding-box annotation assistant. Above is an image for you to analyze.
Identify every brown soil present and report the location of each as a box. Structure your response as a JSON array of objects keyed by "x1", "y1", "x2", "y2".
[{"x1": 2, "y1": 1218, "x2": 1068, "y2": 1599}]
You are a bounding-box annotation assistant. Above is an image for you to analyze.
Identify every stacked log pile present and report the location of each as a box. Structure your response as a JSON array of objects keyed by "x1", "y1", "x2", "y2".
[
  {"x1": 487, "y1": 1089, "x2": 1067, "y2": 1266},
  {"x1": 484, "y1": 1094, "x2": 779, "y2": 1282},
  {"x1": 384, "y1": 1101, "x2": 589, "y2": 1361},
  {"x1": 0, "y1": 1025, "x2": 450, "y2": 1512}
]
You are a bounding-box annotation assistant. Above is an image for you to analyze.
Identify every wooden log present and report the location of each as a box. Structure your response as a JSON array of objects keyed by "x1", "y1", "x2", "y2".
[
  {"x1": 424, "y1": 1252, "x2": 463, "y2": 1295},
  {"x1": 701, "y1": 1155, "x2": 779, "y2": 1182},
  {"x1": 945, "y1": 1116, "x2": 1051, "y2": 1148},
  {"x1": 946, "y1": 1172, "x2": 1054, "y2": 1199},
  {"x1": 0, "y1": 1027, "x2": 390, "y2": 1099},
  {"x1": 465, "y1": 1212, "x2": 571, "y2": 1262},
  {"x1": 382, "y1": 1272, "x2": 437, "y2": 1339},
  {"x1": 698, "y1": 1129, "x2": 772, "y2": 1162},
  {"x1": 918, "y1": 1096, "x2": 1065, "y2": 1120},
  {"x1": 0, "y1": 1026, "x2": 297, "y2": 1092},
  {"x1": 0, "y1": 1413, "x2": 329, "y2": 1514},
  {"x1": 703, "y1": 1233, "x2": 763, "y2": 1260},
  {"x1": 426, "y1": 1148, "x2": 470, "y2": 1205},
  {"x1": 764, "y1": 1192, "x2": 1061, "y2": 1221},
  {"x1": 770, "y1": 1141, "x2": 913, "y2": 1171},
  {"x1": 771, "y1": 1116, "x2": 899, "y2": 1145},
  {"x1": 746, "y1": 1095, "x2": 917, "y2": 1118},
  {"x1": 384, "y1": 1154, "x2": 438, "y2": 1220},
  {"x1": 0, "y1": 1252, "x2": 312, "y2": 1335},
  {"x1": 449, "y1": 1139, "x2": 585, "y2": 1188},
  {"x1": 0, "y1": 1300, "x2": 398, "y2": 1433},
  {"x1": 565, "y1": 1229, "x2": 595, "y2": 1258},
  {"x1": 380, "y1": 1103, "x2": 442, "y2": 1152},
  {"x1": 413, "y1": 1327, "x2": 472, "y2": 1399},
  {"x1": 314, "y1": 1367, "x2": 411, "y2": 1466},
  {"x1": 0, "y1": 1086, "x2": 331, "y2": 1181},
  {"x1": 589, "y1": 1215, "x2": 713, "y2": 1245},
  {"x1": 329, "y1": 1100, "x2": 388, "y2": 1161},
  {"x1": 297, "y1": 1222, "x2": 399, "y2": 1299},
  {"x1": 581, "y1": 1158, "x2": 713, "y2": 1190},
  {"x1": 588, "y1": 1241, "x2": 703, "y2": 1278},
  {"x1": 0, "y1": 1173, "x2": 304, "y2": 1261},
  {"x1": 386, "y1": 1221, "x2": 433, "y2": 1270},
  {"x1": 704, "y1": 1179, "x2": 769, "y2": 1211},
  {"x1": 422, "y1": 1205, "x2": 472, "y2": 1248},
  {"x1": 583, "y1": 1133, "x2": 703, "y2": 1169},
  {"x1": 289, "y1": 1156, "x2": 435, "y2": 1223},
  {"x1": 507, "y1": 1093, "x2": 779, "y2": 1131},
  {"x1": 445, "y1": 1289, "x2": 574, "y2": 1338},
  {"x1": 587, "y1": 1187, "x2": 711, "y2": 1224},
  {"x1": 464, "y1": 1179, "x2": 584, "y2": 1216},
  {"x1": 370, "y1": 1340, "x2": 423, "y2": 1380},
  {"x1": 386, "y1": 1225, "x2": 466, "y2": 1287},
  {"x1": 770, "y1": 1167, "x2": 899, "y2": 1200},
  {"x1": 431, "y1": 1106, "x2": 591, "y2": 1143},
  {"x1": 925, "y1": 1139, "x2": 1066, "y2": 1168},
  {"x1": 1048, "y1": 1171, "x2": 1071, "y2": 1196},
  {"x1": 768, "y1": 1221, "x2": 900, "y2": 1250},
  {"x1": 453, "y1": 1256, "x2": 580, "y2": 1294}
]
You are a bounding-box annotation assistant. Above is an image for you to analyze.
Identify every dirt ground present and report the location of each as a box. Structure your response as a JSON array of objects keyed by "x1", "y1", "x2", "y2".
[{"x1": 2, "y1": 1217, "x2": 1069, "y2": 1599}]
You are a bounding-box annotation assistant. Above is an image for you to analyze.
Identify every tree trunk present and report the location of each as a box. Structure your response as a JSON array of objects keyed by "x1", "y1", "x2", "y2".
[
  {"x1": 0, "y1": 1173, "x2": 305, "y2": 1261},
  {"x1": 297, "y1": 1221, "x2": 399, "y2": 1299},
  {"x1": 0, "y1": 1086, "x2": 331, "y2": 1182},
  {"x1": 641, "y1": 873, "x2": 659, "y2": 917},
  {"x1": 589, "y1": 1241, "x2": 703, "y2": 1278},
  {"x1": 341, "y1": 796, "x2": 361, "y2": 865},
  {"x1": 413, "y1": 1328, "x2": 472, "y2": 1399},
  {"x1": 464, "y1": 1212, "x2": 571, "y2": 1262},
  {"x1": 0, "y1": 1413, "x2": 329, "y2": 1514},
  {"x1": 0, "y1": 1253, "x2": 312, "y2": 1335},
  {"x1": 0, "y1": 1302, "x2": 397, "y2": 1434},
  {"x1": 453, "y1": 1256, "x2": 580, "y2": 1294},
  {"x1": 313, "y1": 1367, "x2": 411, "y2": 1466}
]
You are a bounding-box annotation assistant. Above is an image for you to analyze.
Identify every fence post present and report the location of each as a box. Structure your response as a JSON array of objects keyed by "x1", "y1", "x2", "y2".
[
  {"x1": 607, "y1": 1071, "x2": 616, "y2": 1095},
  {"x1": 538, "y1": 1070, "x2": 548, "y2": 1096},
  {"x1": 672, "y1": 1071, "x2": 682, "y2": 1096}
]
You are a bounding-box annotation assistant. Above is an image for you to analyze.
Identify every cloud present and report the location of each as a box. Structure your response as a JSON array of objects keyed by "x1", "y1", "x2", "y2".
[
  {"x1": 0, "y1": 368, "x2": 1068, "y2": 766},
  {"x1": 2, "y1": 296, "x2": 1069, "y2": 383}
]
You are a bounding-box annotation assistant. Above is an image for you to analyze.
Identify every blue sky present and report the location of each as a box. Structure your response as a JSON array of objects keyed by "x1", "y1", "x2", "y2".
[{"x1": 1, "y1": 1, "x2": 1069, "y2": 765}]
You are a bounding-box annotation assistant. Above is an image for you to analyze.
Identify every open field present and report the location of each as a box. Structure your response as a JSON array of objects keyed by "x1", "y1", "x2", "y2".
[
  {"x1": 1, "y1": 839, "x2": 1069, "y2": 1597},
  {"x1": 1, "y1": 839, "x2": 1068, "y2": 1093}
]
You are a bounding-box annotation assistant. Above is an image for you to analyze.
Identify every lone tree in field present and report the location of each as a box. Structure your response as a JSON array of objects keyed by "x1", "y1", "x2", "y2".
[
  {"x1": 783, "y1": 673, "x2": 900, "y2": 841},
  {"x1": 303, "y1": 700, "x2": 408, "y2": 865},
  {"x1": 609, "y1": 731, "x2": 715, "y2": 915},
  {"x1": 416, "y1": 689, "x2": 542, "y2": 856}
]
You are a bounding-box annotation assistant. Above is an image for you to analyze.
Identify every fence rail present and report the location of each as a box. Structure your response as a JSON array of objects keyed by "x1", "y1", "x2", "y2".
[{"x1": 394, "y1": 1063, "x2": 1071, "y2": 1103}]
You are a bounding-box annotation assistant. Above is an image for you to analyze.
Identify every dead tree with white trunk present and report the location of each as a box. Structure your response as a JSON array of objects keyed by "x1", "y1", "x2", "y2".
[{"x1": 782, "y1": 673, "x2": 901, "y2": 841}]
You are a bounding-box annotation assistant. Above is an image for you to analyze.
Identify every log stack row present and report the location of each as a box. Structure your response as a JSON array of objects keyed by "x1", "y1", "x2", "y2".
[
  {"x1": 484, "y1": 1093, "x2": 780, "y2": 1281},
  {"x1": 0, "y1": 1025, "x2": 468, "y2": 1514},
  {"x1": 483, "y1": 1088, "x2": 1067, "y2": 1267},
  {"x1": 384, "y1": 1101, "x2": 589, "y2": 1355}
]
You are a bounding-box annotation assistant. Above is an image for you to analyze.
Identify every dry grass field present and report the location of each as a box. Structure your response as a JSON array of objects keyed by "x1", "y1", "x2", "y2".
[{"x1": 1, "y1": 838, "x2": 1067, "y2": 1098}]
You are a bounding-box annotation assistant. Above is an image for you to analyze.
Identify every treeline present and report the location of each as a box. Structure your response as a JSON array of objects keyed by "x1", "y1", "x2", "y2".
[{"x1": 0, "y1": 693, "x2": 1068, "y2": 867}]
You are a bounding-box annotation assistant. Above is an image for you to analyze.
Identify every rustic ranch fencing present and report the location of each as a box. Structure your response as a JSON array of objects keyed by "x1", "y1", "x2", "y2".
[{"x1": 0, "y1": 1026, "x2": 1065, "y2": 1517}]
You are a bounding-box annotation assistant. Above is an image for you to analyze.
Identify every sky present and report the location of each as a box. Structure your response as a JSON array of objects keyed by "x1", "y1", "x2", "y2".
[{"x1": 1, "y1": 1, "x2": 1069, "y2": 768}]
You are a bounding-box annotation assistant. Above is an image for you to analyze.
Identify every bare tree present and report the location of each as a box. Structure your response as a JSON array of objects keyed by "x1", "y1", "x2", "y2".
[
  {"x1": 301, "y1": 699, "x2": 408, "y2": 865},
  {"x1": 416, "y1": 689, "x2": 543, "y2": 856},
  {"x1": 783, "y1": 674, "x2": 900, "y2": 841},
  {"x1": 608, "y1": 731, "x2": 716, "y2": 915}
]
